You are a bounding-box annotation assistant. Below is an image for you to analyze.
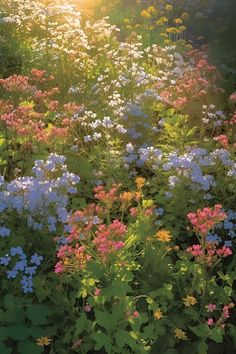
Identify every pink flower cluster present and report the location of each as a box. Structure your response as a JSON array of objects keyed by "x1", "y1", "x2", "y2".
[
  {"x1": 1, "y1": 104, "x2": 45, "y2": 138},
  {"x1": 214, "y1": 135, "x2": 229, "y2": 148},
  {"x1": 159, "y1": 49, "x2": 224, "y2": 110},
  {"x1": 0, "y1": 71, "x2": 85, "y2": 146},
  {"x1": 186, "y1": 242, "x2": 232, "y2": 266},
  {"x1": 187, "y1": 204, "x2": 226, "y2": 235},
  {"x1": 55, "y1": 187, "x2": 130, "y2": 273},
  {"x1": 207, "y1": 303, "x2": 234, "y2": 327},
  {"x1": 93, "y1": 220, "x2": 127, "y2": 258},
  {"x1": 0, "y1": 74, "x2": 33, "y2": 93},
  {"x1": 55, "y1": 244, "x2": 92, "y2": 273},
  {"x1": 94, "y1": 184, "x2": 121, "y2": 208}
]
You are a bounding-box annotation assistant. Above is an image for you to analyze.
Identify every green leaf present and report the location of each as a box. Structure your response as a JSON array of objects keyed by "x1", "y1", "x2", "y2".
[
  {"x1": 163, "y1": 350, "x2": 178, "y2": 354},
  {"x1": 28, "y1": 327, "x2": 47, "y2": 338},
  {"x1": 92, "y1": 331, "x2": 112, "y2": 352},
  {"x1": 189, "y1": 324, "x2": 209, "y2": 338},
  {"x1": 0, "y1": 342, "x2": 12, "y2": 354},
  {"x1": 5, "y1": 308, "x2": 25, "y2": 324},
  {"x1": 209, "y1": 327, "x2": 224, "y2": 343},
  {"x1": 0, "y1": 327, "x2": 9, "y2": 341},
  {"x1": 7, "y1": 324, "x2": 29, "y2": 340},
  {"x1": 197, "y1": 341, "x2": 208, "y2": 354},
  {"x1": 25, "y1": 305, "x2": 50, "y2": 326},
  {"x1": 95, "y1": 311, "x2": 114, "y2": 331},
  {"x1": 115, "y1": 330, "x2": 126, "y2": 348},
  {"x1": 75, "y1": 313, "x2": 87, "y2": 335},
  {"x1": 4, "y1": 295, "x2": 17, "y2": 309},
  {"x1": 18, "y1": 341, "x2": 43, "y2": 354}
]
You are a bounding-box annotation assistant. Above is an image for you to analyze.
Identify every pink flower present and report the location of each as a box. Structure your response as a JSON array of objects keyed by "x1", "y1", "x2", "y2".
[
  {"x1": 130, "y1": 207, "x2": 138, "y2": 217},
  {"x1": 207, "y1": 318, "x2": 214, "y2": 326},
  {"x1": 133, "y1": 311, "x2": 139, "y2": 318},
  {"x1": 229, "y1": 92, "x2": 236, "y2": 102},
  {"x1": 186, "y1": 244, "x2": 203, "y2": 257},
  {"x1": 214, "y1": 135, "x2": 229, "y2": 148},
  {"x1": 206, "y1": 304, "x2": 216, "y2": 312},
  {"x1": 84, "y1": 304, "x2": 92, "y2": 312},
  {"x1": 94, "y1": 288, "x2": 101, "y2": 296},
  {"x1": 187, "y1": 205, "x2": 226, "y2": 235},
  {"x1": 54, "y1": 261, "x2": 64, "y2": 273},
  {"x1": 217, "y1": 246, "x2": 232, "y2": 257},
  {"x1": 222, "y1": 305, "x2": 230, "y2": 319}
]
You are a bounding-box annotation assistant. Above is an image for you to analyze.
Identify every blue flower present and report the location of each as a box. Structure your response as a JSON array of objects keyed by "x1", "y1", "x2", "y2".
[
  {"x1": 7, "y1": 269, "x2": 19, "y2": 279},
  {"x1": 154, "y1": 208, "x2": 164, "y2": 216},
  {"x1": 14, "y1": 260, "x2": 27, "y2": 271},
  {"x1": 0, "y1": 226, "x2": 11, "y2": 237},
  {"x1": 207, "y1": 233, "x2": 221, "y2": 243},
  {"x1": 20, "y1": 275, "x2": 33, "y2": 293},
  {"x1": 24, "y1": 266, "x2": 37, "y2": 276},
  {"x1": 0, "y1": 176, "x2": 4, "y2": 186},
  {"x1": 10, "y1": 247, "x2": 24, "y2": 257},
  {"x1": 0, "y1": 256, "x2": 11, "y2": 266},
  {"x1": 224, "y1": 240, "x2": 232, "y2": 247},
  {"x1": 30, "y1": 253, "x2": 43, "y2": 266}
]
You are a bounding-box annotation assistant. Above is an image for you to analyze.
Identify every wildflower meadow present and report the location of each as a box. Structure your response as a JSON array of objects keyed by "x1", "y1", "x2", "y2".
[{"x1": 0, "y1": 0, "x2": 235, "y2": 353}]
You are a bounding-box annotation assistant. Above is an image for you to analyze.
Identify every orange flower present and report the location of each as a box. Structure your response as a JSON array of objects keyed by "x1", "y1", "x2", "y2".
[
  {"x1": 120, "y1": 192, "x2": 133, "y2": 205},
  {"x1": 135, "y1": 177, "x2": 145, "y2": 189},
  {"x1": 156, "y1": 230, "x2": 172, "y2": 243},
  {"x1": 154, "y1": 309, "x2": 163, "y2": 320}
]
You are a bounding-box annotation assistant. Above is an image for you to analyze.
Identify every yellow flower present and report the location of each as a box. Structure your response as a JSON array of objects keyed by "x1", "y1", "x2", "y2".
[
  {"x1": 166, "y1": 27, "x2": 179, "y2": 34},
  {"x1": 141, "y1": 10, "x2": 151, "y2": 19},
  {"x1": 135, "y1": 177, "x2": 146, "y2": 189},
  {"x1": 174, "y1": 18, "x2": 183, "y2": 25},
  {"x1": 165, "y1": 4, "x2": 173, "y2": 12},
  {"x1": 156, "y1": 230, "x2": 172, "y2": 243},
  {"x1": 147, "y1": 6, "x2": 156, "y2": 14},
  {"x1": 36, "y1": 337, "x2": 52, "y2": 347},
  {"x1": 164, "y1": 39, "x2": 172, "y2": 45},
  {"x1": 156, "y1": 16, "x2": 168, "y2": 26},
  {"x1": 154, "y1": 309, "x2": 163, "y2": 320},
  {"x1": 160, "y1": 33, "x2": 169, "y2": 38},
  {"x1": 186, "y1": 44, "x2": 193, "y2": 50},
  {"x1": 182, "y1": 295, "x2": 197, "y2": 307},
  {"x1": 63, "y1": 257, "x2": 70, "y2": 266},
  {"x1": 179, "y1": 25, "x2": 186, "y2": 32},
  {"x1": 181, "y1": 12, "x2": 190, "y2": 20},
  {"x1": 174, "y1": 328, "x2": 188, "y2": 340}
]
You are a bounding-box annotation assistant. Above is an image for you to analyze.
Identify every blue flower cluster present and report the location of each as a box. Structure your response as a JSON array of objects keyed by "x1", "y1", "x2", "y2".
[
  {"x1": 123, "y1": 144, "x2": 235, "y2": 193},
  {"x1": 207, "y1": 210, "x2": 236, "y2": 247},
  {"x1": 0, "y1": 154, "x2": 80, "y2": 232},
  {"x1": 0, "y1": 247, "x2": 43, "y2": 293}
]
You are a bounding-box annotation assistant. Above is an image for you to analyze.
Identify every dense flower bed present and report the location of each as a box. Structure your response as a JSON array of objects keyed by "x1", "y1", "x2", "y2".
[{"x1": 0, "y1": 1, "x2": 235, "y2": 353}]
